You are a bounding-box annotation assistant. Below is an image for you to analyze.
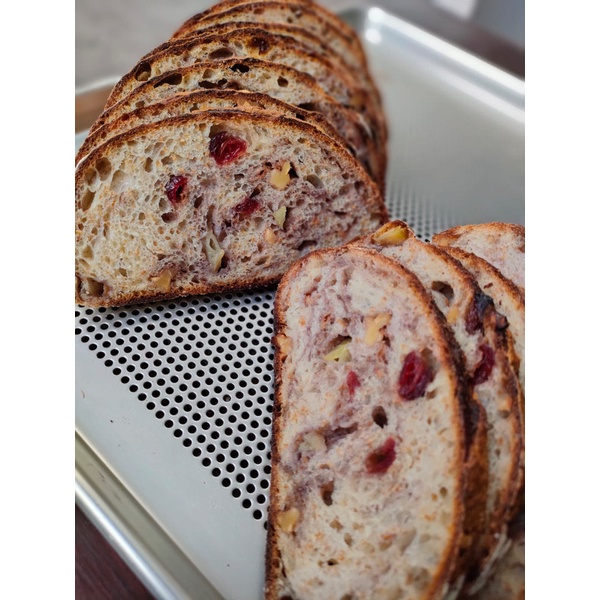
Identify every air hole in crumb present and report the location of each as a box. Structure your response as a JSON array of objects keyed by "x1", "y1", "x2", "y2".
[
  {"x1": 162, "y1": 155, "x2": 173, "y2": 166},
  {"x1": 231, "y1": 63, "x2": 250, "y2": 73},
  {"x1": 80, "y1": 190, "x2": 95, "y2": 211},
  {"x1": 134, "y1": 61, "x2": 152, "y2": 82},
  {"x1": 344, "y1": 533, "x2": 353, "y2": 547},
  {"x1": 85, "y1": 278, "x2": 104, "y2": 297},
  {"x1": 431, "y1": 281, "x2": 454, "y2": 305},
  {"x1": 277, "y1": 77, "x2": 289, "y2": 87},
  {"x1": 372, "y1": 406, "x2": 387, "y2": 428},
  {"x1": 162, "y1": 212, "x2": 177, "y2": 223},
  {"x1": 321, "y1": 481, "x2": 334, "y2": 506},
  {"x1": 297, "y1": 240, "x2": 317, "y2": 252},
  {"x1": 208, "y1": 48, "x2": 234, "y2": 60},
  {"x1": 439, "y1": 487, "x2": 448, "y2": 497},
  {"x1": 144, "y1": 157, "x2": 153, "y2": 172},
  {"x1": 96, "y1": 157, "x2": 112, "y2": 180},
  {"x1": 154, "y1": 73, "x2": 183, "y2": 87},
  {"x1": 327, "y1": 559, "x2": 338, "y2": 566},
  {"x1": 194, "y1": 196, "x2": 204, "y2": 209},
  {"x1": 298, "y1": 103, "x2": 318, "y2": 112},
  {"x1": 306, "y1": 174, "x2": 323, "y2": 188}
]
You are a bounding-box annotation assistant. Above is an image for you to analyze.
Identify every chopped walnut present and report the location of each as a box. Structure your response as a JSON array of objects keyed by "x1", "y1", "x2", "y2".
[
  {"x1": 364, "y1": 313, "x2": 391, "y2": 345},
  {"x1": 203, "y1": 230, "x2": 225, "y2": 273},
  {"x1": 265, "y1": 228, "x2": 277, "y2": 244},
  {"x1": 373, "y1": 224, "x2": 409, "y2": 246},
  {"x1": 274, "y1": 206, "x2": 287, "y2": 228},
  {"x1": 324, "y1": 338, "x2": 352, "y2": 363},
  {"x1": 277, "y1": 507, "x2": 300, "y2": 533},
  {"x1": 150, "y1": 269, "x2": 172, "y2": 291},
  {"x1": 270, "y1": 162, "x2": 292, "y2": 190}
]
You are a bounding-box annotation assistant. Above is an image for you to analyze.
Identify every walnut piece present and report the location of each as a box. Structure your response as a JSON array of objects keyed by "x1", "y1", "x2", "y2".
[
  {"x1": 150, "y1": 269, "x2": 172, "y2": 291},
  {"x1": 277, "y1": 507, "x2": 300, "y2": 533},
  {"x1": 265, "y1": 228, "x2": 277, "y2": 244},
  {"x1": 298, "y1": 431, "x2": 327, "y2": 454},
  {"x1": 274, "y1": 206, "x2": 287, "y2": 228},
  {"x1": 373, "y1": 224, "x2": 409, "y2": 246},
  {"x1": 270, "y1": 162, "x2": 292, "y2": 190},
  {"x1": 203, "y1": 230, "x2": 225, "y2": 272},
  {"x1": 364, "y1": 313, "x2": 391, "y2": 345},
  {"x1": 324, "y1": 338, "x2": 352, "y2": 363}
]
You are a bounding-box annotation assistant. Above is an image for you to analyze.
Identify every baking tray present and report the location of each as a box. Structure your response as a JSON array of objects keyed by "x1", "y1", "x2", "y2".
[{"x1": 75, "y1": 6, "x2": 524, "y2": 600}]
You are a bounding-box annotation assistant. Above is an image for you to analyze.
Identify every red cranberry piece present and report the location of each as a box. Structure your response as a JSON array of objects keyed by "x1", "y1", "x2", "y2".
[
  {"x1": 472, "y1": 344, "x2": 495, "y2": 384},
  {"x1": 165, "y1": 175, "x2": 187, "y2": 205},
  {"x1": 398, "y1": 351, "x2": 433, "y2": 400},
  {"x1": 346, "y1": 371, "x2": 361, "y2": 396},
  {"x1": 465, "y1": 292, "x2": 494, "y2": 334},
  {"x1": 233, "y1": 196, "x2": 260, "y2": 217},
  {"x1": 365, "y1": 437, "x2": 396, "y2": 474},
  {"x1": 209, "y1": 132, "x2": 247, "y2": 165}
]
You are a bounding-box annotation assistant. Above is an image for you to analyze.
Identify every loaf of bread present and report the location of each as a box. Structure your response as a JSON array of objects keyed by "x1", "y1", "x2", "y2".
[
  {"x1": 350, "y1": 222, "x2": 524, "y2": 594},
  {"x1": 267, "y1": 245, "x2": 474, "y2": 600},
  {"x1": 75, "y1": 111, "x2": 387, "y2": 307},
  {"x1": 433, "y1": 224, "x2": 525, "y2": 293}
]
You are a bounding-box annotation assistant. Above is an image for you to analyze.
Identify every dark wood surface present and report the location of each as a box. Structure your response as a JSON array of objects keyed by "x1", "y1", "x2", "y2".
[{"x1": 75, "y1": 505, "x2": 155, "y2": 599}]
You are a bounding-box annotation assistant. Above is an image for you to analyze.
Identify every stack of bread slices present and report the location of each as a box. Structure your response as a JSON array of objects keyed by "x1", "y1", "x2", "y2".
[
  {"x1": 267, "y1": 221, "x2": 525, "y2": 600},
  {"x1": 75, "y1": 0, "x2": 389, "y2": 308}
]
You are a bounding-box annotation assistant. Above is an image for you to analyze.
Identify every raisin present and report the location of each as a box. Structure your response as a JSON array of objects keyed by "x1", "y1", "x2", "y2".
[
  {"x1": 465, "y1": 292, "x2": 494, "y2": 334},
  {"x1": 165, "y1": 175, "x2": 187, "y2": 205},
  {"x1": 472, "y1": 344, "x2": 495, "y2": 384},
  {"x1": 398, "y1": 351, "x2": 433, "y2": 400},
  {"x1": 365, "y1": 438, "x2": 396, "y2": 474},
  {"x1": 233, "y1": 197, "x2": 260, "y2": 217},
  {"x1": 209, "y1": 132, "x2": 247, "y2": 165},
  {"x1": 346, "y1": 370, "x2": 361, "y2": 396}
]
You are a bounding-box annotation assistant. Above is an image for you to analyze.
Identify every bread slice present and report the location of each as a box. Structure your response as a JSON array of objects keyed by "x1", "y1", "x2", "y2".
[
  {"x1": 145, "y1": 21, "x2": 382, "y2": 111},
  {"x1": 172, "y1": 1, "x2": 368, "y2": 71},
  {"x1": 267, "y1": 245, "x2": 471, "y2": 600},
  {"x1": 75, "y1": 111, "x2": 387, "y2": 307},
  {"x1": 100, "y1": 29, "x2": 385, "y2": 149},
  {"x1": 432, "y1": 245, "x2": 525, "y2": 410},
  {"x1": 86, "y1": 59, "x2": 385, "y2": 188},
  {"x1": 76, "y1": 89, "x2": 352, "y2": 167},
  {"x1": 433, "y1": 224, "x2": 525, "y2": 293},
  {"x1": 351, "y1": 222, "x2": 524, "y2": 594}
]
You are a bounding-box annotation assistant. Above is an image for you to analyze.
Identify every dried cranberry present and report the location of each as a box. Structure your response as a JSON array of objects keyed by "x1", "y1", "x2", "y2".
[
  {"x1": 346, "y1": 371, "x2": 361, "y2": 396},
  {"x1": 472, "y1": 344, "x2": 495, "y2": 384},
  {"x1": 233, "y1": 196, "x2": 260, "y2": 217},
  {"x1": 398, "y1": 351, "x2": 433, "y2": 400},
  {"x1": 209, "y1": 132, "x2": 247, "y2": 165},
  {"x1": 465, "y1": 292, "x2": 494, "y2": 334},
  {"x1": 365, "y1": 438, "x2": 396, "y2": 474},
  {"x1": 165, "y1": 175, "x2": 187, "y2": 205}
]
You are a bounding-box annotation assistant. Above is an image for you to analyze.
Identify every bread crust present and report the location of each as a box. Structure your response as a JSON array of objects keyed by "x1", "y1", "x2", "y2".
[
  {"x1": 75, "y1": 110, "x2": 387, "y2": 307},
  {"x1": 267, "y1": 245, "x2": 470, "y2": 600}
]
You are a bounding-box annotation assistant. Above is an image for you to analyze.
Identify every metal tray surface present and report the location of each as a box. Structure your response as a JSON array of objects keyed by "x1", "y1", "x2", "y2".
[{"x1": 75, "y1": 7, "x2": 525, "y2": 600}]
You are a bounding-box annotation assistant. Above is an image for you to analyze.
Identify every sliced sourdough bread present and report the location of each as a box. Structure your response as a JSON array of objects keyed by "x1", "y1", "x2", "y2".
[
  {"x1": 267, "y1": 245, "x2": 472, "y2": 600},
  {"x1": 86, "y1": 59, "x2": 384, "y2": 188},
  {"x1": 351, "y1": 222, "x2": 524, "y2": 594},
  {"x1": 101, "y1": 30, "x2": 385, "y2": 151},
  {"x1": 145, "y1": 21, "x2": 382, "y2": 110},
  {"x1": 75, "y1": 111, "x2": 387, "y2": 307},
  {"x1": 172, "y1": 1, "x2": 368, "y2": 71},
  {"x1": 433, "y1": 224, "x2": 525, "y2": 293},
  {"x1": 75, "y1": 90, "x2": 352, "y2": 167}
]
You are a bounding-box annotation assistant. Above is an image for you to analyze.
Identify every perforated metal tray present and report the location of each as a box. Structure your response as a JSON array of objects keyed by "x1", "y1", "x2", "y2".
[{"x1": 75, "y1": 7, "x2": 524, "y2": 600}]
